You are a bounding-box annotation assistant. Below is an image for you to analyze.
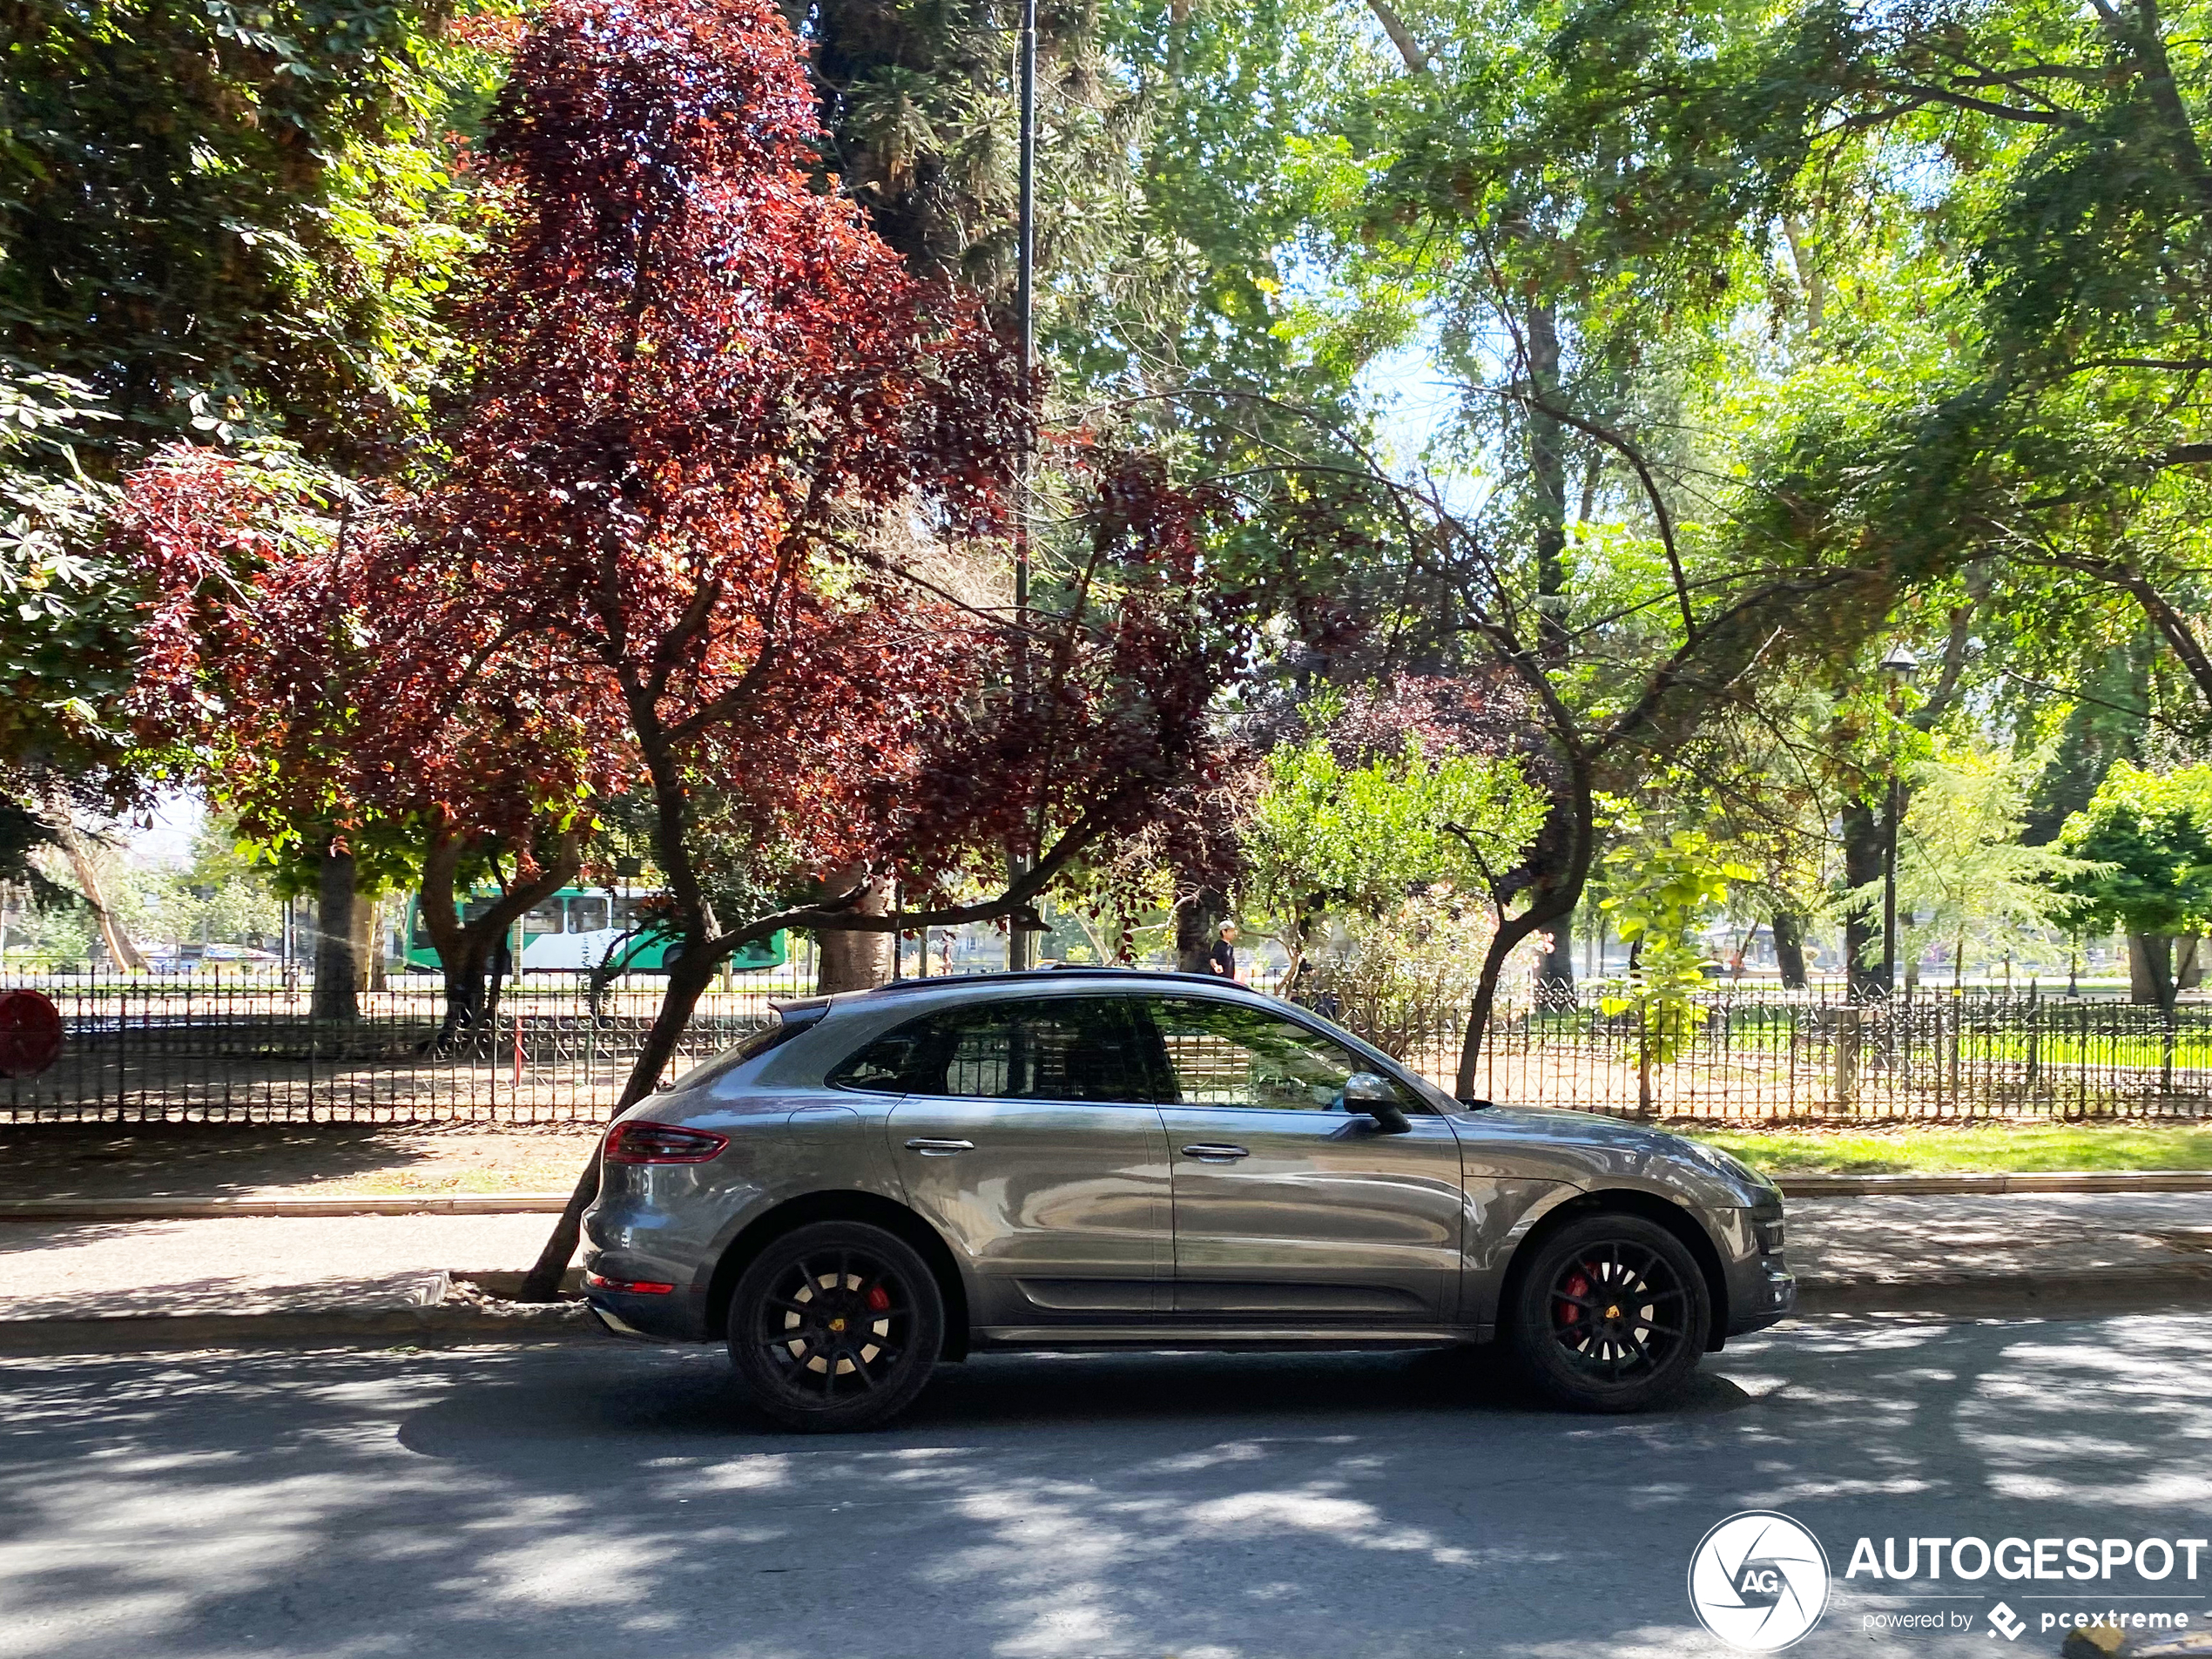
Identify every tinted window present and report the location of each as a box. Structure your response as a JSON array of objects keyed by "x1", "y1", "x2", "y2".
[
  {"x1": 1148, "y1": 996, "x2": 1422, "y2": 1112},
  {"x1": 829, "y1": 997, "x2": 1155, "y2": 1103},
  {"x1": 567, "y1": 896, "x2": 609, "y2": 933},
  {"x1": 666, "y1": 1015, "x2": 814, "y2": 1092}
]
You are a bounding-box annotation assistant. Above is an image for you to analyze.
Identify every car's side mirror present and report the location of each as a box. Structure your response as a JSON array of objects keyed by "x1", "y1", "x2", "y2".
[{"x1": 1342, "y1": 1071, "x2": 1412, "y2": 1134}]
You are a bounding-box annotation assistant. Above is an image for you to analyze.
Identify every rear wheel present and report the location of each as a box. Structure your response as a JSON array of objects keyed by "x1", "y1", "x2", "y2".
[
  {"x1": 726, "y1": 1221, "x2": 944, "y2": 1432},
  {"x1": 1505, "y1": 1213, "x2": 1710, "y2": 1412}
]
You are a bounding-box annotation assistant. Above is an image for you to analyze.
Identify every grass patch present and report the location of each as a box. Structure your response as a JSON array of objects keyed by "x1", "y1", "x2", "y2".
[{"x1": 1676, "y1": 1120, "x2": 2212, "y2": 1175}]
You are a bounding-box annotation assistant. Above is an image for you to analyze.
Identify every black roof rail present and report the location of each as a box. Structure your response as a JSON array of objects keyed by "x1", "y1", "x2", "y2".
[
  {"x1": 855, "y1": 966, "x2": 1257, "y2": 998},
  {"x1": 771, "y1": 968, "x2": 1270, "y2": 1017}
]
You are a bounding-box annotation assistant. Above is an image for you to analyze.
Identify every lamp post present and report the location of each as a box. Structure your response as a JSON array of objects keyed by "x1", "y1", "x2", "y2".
[
  {"x1": 1877, "y1": 643, "x2": 1919, "y2": 997},
  {"x1": 1004, "y1": 0, "x2": 1039, "y2": 974}
]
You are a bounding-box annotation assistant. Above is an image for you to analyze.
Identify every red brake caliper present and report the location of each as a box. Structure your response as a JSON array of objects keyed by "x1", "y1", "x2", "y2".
[
  {"x1": 1556, "y1": 1269, "x2": 1590, "y2": 1330},
  {"x1": 865, "y1": 1284, "x2": 891, "y2": 1314}
]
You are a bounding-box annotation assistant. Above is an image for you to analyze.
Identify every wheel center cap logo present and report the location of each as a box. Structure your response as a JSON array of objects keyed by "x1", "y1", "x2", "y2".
[{"x1": 1688, "y1": 1511, "x2": 1831, "y2": 1650}]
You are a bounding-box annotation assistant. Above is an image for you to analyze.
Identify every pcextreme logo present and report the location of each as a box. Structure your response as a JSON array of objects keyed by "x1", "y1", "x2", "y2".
[{"x1": 1688, "y1": 1511, "x2": 1833, "y2": 1651}]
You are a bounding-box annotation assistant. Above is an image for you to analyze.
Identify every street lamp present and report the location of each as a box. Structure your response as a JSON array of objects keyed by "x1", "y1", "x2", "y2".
[
  {"x1": 1004, "y1": 0, "x2": 1039, "y2": 974},
  {"x1": 1878, "y1": 644, "x2": 1919, "y2": 996}
]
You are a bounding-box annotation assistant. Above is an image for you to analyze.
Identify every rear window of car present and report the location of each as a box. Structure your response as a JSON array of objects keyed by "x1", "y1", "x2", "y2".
[{"x1": 664, "y1": 1014, "x2": 813, "y2": 1093}]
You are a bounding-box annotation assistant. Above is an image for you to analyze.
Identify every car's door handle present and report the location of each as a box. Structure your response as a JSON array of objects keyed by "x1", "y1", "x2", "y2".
[
  {"x1": 904, "y1": 1138, "x2": 975, "y2": 1156},
  {"x1": 1180, "y1": 1143, "x2": 1250, "y2": 1162}
]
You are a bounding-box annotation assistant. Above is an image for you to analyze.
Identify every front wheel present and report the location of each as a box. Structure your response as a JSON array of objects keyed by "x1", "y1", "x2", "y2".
[
  {"x1": 726, "y1": 1221, "x2": 944, "y2": 1432},
  {"x1": 1505, "y1": 1213, "x2": 1710, "y2": 1412}
]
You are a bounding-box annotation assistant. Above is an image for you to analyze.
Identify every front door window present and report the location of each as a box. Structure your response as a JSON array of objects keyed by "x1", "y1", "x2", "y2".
[{"x1": 1149, "y1": 997, "x2": 1422, "y2": 1113}]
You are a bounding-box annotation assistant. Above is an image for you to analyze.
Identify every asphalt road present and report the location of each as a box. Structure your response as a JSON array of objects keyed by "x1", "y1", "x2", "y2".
[{"x1": 3, "y1": 1316, "x2": 2209, "y2": 1659}]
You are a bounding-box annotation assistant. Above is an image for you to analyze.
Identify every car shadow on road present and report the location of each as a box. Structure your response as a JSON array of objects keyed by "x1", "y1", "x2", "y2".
[{"x1": 390, "y1": 1341, "x2": 1759, "y2": 1461}]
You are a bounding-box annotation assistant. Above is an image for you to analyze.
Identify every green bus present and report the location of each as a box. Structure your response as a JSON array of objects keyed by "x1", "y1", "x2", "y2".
[{"x1": 399, "y1": 887, "x2": 787, "y2": 976}]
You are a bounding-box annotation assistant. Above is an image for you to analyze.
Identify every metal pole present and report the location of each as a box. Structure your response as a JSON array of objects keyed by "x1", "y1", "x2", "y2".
[
  {"x1": 1881, "y1": 771, "x2": 1899, "y2": 996},
  {"x1": 1005, "y1": 0, "x2": 1038, "y2": 974}
]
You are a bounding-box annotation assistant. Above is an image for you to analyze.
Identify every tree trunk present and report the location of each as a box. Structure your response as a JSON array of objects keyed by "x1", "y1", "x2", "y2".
[
  {"x1": 1770, "y1": 911, "x2": 1808, "y2": 990},
  {"x1": 2128, "y1": 933, "x2": 2175, "y2": 1008},
  {"x1": 1534, "y1": 907, "x2": 1575, "y2": 995},
  {"x1": 1174, "y1": 887, "x2": 1227, "y2": 974},
  {"x1": 354, "y1": 894, "x2": 382, "y2": 994},
  {"x1": 418, "y1": 824, "x2": 581, "y2": 1048},
  {"x1": 311, "y1": 848, "x2": 360, "y2": 1022},
  {"x1": 1455, "y1": 760, "x2": 1596, "y2": 1097},
  {"x1": 814, "y1": 873, "x2": 893, "y2": 991},
  {"x1": 46, "y1": 800, "x2": 147, "y2": 971},
  {"x1": 1527, "y1": 304, "x2": 1571, "y2": 670},
  {"x1": 2178, "y1": 934, "x2": 2204, "y2": 991},
  {"x1": 1840, "y1": 798, "x2": 1885, "y2": 1001},
  {"x1": 518, "y1": 948, "x2": 723, "y2": 1301}
]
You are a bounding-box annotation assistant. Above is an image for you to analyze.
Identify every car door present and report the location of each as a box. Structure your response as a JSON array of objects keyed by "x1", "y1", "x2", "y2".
[
  {"x1": 1140, "y1": 995, "x2": 1465, "y2": 1324},
  {"x1": 849, "y1": 995, "x2": 1173, "y2": 1328}
]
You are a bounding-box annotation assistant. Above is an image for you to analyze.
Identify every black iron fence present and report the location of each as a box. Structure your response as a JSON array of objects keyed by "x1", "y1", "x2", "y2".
[
  {"x1": 1395, "y1": 985, "x2": 2212, "y2": 1121},
  {"x1": 0, "y1": 971, "x2": 806, "y2": 1123},
  {"x1": 6, "y1": 971, "x2": 2210, "y2": 1123}
]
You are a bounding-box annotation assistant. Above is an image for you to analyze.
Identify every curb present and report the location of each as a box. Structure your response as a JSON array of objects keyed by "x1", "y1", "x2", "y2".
[
  {"x1": 1792, "y1": 1264, "x2": 2212, "y2": 1316},
  {"x1": 1777, "y1": 1171, "x2": 2212, "y2": 1197},
  {"x1": 0, "y1": 1195, "x2": 571, "y2": 1220},
  {"x1": 0, "y1": 1305, "x2": 605, "y2": 1355},
  {"x1": 0, "y1": 1269, "x2": 599, "y2": 1356}
]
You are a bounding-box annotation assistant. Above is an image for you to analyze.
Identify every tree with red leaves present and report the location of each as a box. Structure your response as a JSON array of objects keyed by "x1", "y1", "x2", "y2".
[
  {"x1": 118, "y1": 446, "x2": 628, "y2": 1029},
  {"x1": 399, "y1": 0, "x2": 1247, "y2": 1295}
]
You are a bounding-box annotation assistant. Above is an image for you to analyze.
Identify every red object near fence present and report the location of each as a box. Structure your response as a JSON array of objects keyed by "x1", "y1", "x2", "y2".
[{"x1": 0, "y1": 990, "x2": 64, "y2": 1078}]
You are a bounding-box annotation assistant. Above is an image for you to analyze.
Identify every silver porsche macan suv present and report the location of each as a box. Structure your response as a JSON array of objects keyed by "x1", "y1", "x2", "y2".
[{"x1": 580, "y1": 968, "x2": 1794, "y2": 1431}]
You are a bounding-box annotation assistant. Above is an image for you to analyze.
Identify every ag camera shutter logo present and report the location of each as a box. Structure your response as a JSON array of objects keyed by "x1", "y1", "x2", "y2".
[{"x1": 1688, "y1": 1511, "x2": 1832, "y2": 1650}]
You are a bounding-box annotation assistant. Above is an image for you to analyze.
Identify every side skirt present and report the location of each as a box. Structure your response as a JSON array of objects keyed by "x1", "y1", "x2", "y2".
[{"x1": 973, "y1": 1324, "x2": 1490, "y2": 1352}]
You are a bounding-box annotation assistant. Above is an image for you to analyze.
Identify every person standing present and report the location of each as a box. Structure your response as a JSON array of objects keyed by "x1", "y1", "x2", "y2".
[{"x1": 1207, "y1": 921, "x2": 1240, "y2": 981}]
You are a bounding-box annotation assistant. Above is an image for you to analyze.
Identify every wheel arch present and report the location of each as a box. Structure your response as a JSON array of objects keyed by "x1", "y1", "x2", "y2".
[
  {"x1": 1500, "y1": 1187, "x2": 1730, "y2": 1352},
  {"x1": 705, "y1": 1189, "x2": 971, "y2": 1359}
]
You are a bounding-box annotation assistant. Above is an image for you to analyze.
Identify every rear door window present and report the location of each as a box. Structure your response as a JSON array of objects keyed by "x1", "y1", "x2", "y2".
[{"x1": 829, "y1": 997, "x2": 1157, "y2": 1104}]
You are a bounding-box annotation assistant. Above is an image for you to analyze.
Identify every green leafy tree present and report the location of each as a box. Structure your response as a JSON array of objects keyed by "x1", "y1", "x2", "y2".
[
  {"x1": 1247, "y1": 725, "x2": 1545, "y2": 970},
  {"x1": 1598, "y1": 826, "x2": 1754, "y2": 1115},
  {"x1": 1848, "y1": 740, "x2": 2091, "y2": 989},
  {"x1": 2051, "y1": 762, "x2": 2212, "y2": 1010}
]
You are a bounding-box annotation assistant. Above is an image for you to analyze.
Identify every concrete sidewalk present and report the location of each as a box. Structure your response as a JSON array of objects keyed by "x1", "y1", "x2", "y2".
[
  {"x1": 1, "y1": 1190, "x2": 2208, "y2": 1352},
  {"x1": 0, "y1": 1212, "x2": 590, "y2": 1350}
]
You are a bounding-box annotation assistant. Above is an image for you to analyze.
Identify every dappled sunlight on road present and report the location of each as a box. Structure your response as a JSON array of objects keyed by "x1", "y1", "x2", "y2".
[{"x1": 2, "y1": 1319, "x2": 2210, "y2": 1656}]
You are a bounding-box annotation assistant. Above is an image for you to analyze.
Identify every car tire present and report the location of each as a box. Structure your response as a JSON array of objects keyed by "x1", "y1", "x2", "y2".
[
  {"x1": 1504, "y1": 1212, "x2": 1711, "y2": 1413},
  {"x1": 726, "y1": 1220, "x2": 945, "y2": 1433}
]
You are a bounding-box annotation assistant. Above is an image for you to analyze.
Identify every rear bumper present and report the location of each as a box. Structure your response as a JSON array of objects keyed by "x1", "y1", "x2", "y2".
[
  {"x1": 583, "y1": 1290, "x2": 704, "y2": 1342},
  {"x1": 588, "y1": 1302, "x2": 660, "y2": 1341}
]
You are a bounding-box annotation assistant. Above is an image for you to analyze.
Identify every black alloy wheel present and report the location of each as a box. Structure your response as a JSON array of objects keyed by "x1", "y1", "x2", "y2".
[
  {"x1": 726, "y1": 1220, "x2": 944, "y2": 1432},
  {"x1": 1506, "y1": 1213, "x2": 1710, "y2": 1412}
]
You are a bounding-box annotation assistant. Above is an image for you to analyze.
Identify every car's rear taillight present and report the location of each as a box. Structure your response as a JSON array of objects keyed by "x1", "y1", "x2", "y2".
[
  {"x1": 583, "y1": 1270, "x2": 676, "y2": 1295},
  {"x1": 604, "y1": 1121, "x2": 729, "y2": 1164}
]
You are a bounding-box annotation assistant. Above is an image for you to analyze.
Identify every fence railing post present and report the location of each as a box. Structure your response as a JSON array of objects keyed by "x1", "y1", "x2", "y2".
[{"x1": 1834, "y1": 1007, "x2": 1860, "y2": 1113}]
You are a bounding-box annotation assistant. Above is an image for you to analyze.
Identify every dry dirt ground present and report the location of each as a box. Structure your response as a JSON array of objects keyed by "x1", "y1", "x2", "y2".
[{"x1": 0, "y1": 1122, "x2": 605, "y2": 1200}]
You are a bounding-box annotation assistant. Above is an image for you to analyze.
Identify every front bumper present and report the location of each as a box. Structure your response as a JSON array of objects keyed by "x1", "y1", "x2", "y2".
[
  {"x1": 1730, "y1": 1259, "x2": 1797, "y2": 1334},
  {"x1": 1716, "y1": 1200, "x2": 1796, "y2": 1339}
]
